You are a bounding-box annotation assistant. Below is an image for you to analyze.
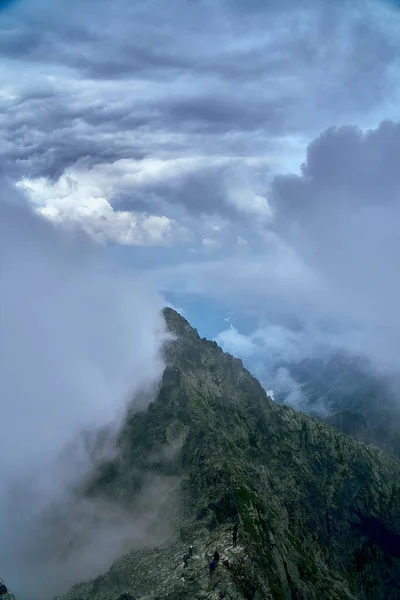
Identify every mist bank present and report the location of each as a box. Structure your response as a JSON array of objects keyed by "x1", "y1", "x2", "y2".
[
  {"x1": 0, "y1": 185, "x2": 170, "y2": 600},
  {"x1": 216, "y1": 319, "x2": 400, "y2": 462}
]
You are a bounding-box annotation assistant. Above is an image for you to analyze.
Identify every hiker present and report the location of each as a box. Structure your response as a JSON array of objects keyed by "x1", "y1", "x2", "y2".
[
  {"x1": 188, "y1": 545, "x2": 193, "y2": 557},
  {"x1": 183, "y1": 554, "x2": 189, "y2": 568},
  {"x1": 223, "y1": 558, "x2": 230, "y2": 569},
  {"x1": 209, "y1": 559, "x2": 217, "y2": 576},
  {"x1": 213, "y1": 549, "x2": 220, "y2": 563},
  {"x1": 232, "y1": 524, "x2": 238, "y2": 547}
]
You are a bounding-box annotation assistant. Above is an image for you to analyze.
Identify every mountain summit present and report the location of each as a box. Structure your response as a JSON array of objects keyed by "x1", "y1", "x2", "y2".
[{"x1": 49, "y1": 309, "x2": 400, "y2": 598}]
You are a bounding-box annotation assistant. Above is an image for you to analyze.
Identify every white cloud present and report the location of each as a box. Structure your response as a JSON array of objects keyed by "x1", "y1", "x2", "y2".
[
  {"x1": 152, "y1": 235, "x2": 320, "y2": 321},
  {"x1": 216, "y1": 321, "x2": 330, "y2": 366},
  {"x1": 18, "y1": 171, "x2": 181, "y2": 246},
  {"x1": 225, "y1": 174, "x2": 272, "y2": 222},
  {"x1": 216, "y1": 324, "x2": 258, "y2": 358}
]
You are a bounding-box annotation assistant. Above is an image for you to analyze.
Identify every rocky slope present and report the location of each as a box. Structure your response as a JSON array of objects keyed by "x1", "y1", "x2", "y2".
[
  {"x1": 61, "y1": 308, "x2": 400, "y2": 600},
  {"x1": 274, "y1": 353, "x2": 400, "y2": 460}
]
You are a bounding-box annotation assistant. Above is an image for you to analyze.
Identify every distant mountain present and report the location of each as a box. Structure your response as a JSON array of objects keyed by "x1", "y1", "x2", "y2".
[
  {"x1": 57, "y1": 308, "x2": 400, "y2": 600},
  {"x1": 273, "y1": 351, "x2": 400, "y2": 460}
]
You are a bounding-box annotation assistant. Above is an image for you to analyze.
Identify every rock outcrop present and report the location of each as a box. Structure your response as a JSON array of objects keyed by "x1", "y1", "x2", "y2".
[
  {"x1": 0, "y1": 579, "x2": 16, "y2": 600},
  {"x1": 61, "y1": 308, "x2": 400, "y2": 600}
]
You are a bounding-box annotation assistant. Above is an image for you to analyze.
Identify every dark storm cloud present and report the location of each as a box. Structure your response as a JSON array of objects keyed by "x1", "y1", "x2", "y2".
[
  {"x1": 163, "y1": 93, "x2": 293, "y2": 134},
  {"x1": 271, "y1": 120, "x2": 400, "y2": 223},
  {"x1": 0, "y1": 88, "x2": 148, "y2": 180},
  {"x1": 0, "y1": 1, "x2": 190, "y2": 78},
  {"x1": 1, "y1": 1, "x2": 400, "y2": 108},
  {"x1": 3, "y1": 0, "x2": 395, "y2": 91},
  {"x1": 1, "y1": 0, "x2": 400, "y2": 221},
  {"x1": 0, "y1": 77, "x2": 280, "y2": 187},
  {"x1": 264, "y1": 119, "x2": 400, "y2": 366},
  {"x1": 1, "y1": 127, "x2": 145, "y2": 181},
  {"x1": 152, "y1": 118, "x2": 400, "y2": 375},
  {"x1": 111, "y1": 162, "x2": 242, "y2": 219}
]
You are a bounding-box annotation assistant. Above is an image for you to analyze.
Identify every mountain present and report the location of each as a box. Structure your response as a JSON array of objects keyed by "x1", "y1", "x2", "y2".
[
  {"x1": 0, "y1": 579, "x2": 16, "y2": 600},
  {"x1": 49, "y1": 309, "x2": 400, "y2": 599},
  {"x1": 273, "y1": 352, "x2": 400, "y2": 460}
]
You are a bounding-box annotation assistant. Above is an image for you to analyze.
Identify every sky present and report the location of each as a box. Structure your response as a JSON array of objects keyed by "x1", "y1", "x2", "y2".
[
  {"x1": 3, "y1": 0, "x2": 400, "y2": 595},
  {"x1": 2, "y1": 0, "x2": 400, "y2": 354}
]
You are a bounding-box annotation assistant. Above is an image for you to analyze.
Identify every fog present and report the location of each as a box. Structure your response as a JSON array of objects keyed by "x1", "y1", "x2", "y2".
[
  {"x1": 0, "y1": 181, "x2": 170, "y2": 599},
  {"x1": 267, "y1": 123, "x2": 400, "y2": 371},
  {"x1": 213, "y1": 126, "x2": 400, "y2": 413}
]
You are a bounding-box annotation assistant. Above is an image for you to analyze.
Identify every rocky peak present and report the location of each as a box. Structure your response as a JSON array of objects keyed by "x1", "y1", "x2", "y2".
[
  {"x1": 0, "y1": 579, "x2": 16, "y2": 600},
  {"x1": 162, "y1": 306, "x2": 200, "y2": 339},
  {"x1": 59, "y1": 309, "x2": 400, "y2": 600}
]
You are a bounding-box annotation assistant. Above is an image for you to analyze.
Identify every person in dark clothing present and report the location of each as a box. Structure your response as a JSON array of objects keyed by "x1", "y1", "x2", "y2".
[
  {"x1": 232, "y1": 524, "x2": 238, "y2": 547},
  {"x1": 209, "y1": 559, "x2": 217, "y2": 576},
  {"x1": 223, "y1": 558, "x2": 230, "y2": 569},
  {"x1": 183, "y1": 554, "x2": 189, "y2": 568},
  {"x1": 213, "y1": 549, "x2": 220, "y2": 563}
]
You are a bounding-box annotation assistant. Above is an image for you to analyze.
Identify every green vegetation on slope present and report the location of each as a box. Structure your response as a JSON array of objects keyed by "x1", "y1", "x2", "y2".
[{"x1": 62, "y1": 308, "x2": 400, "y2": 600}]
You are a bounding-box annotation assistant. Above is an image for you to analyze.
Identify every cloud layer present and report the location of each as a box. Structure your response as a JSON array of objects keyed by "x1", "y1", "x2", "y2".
[
  {"x1": 2, "y1": 0, "x2": 400, "y2": 244},
  {"x1": 0, "y1": 183, "x2": 168, "y2": 599},
  {"x1": 269, "y1": 120, "x2": 400, "y2": 365},
  {"x1": 158, "y1": 119, "x2": 400, "y2": 374}
]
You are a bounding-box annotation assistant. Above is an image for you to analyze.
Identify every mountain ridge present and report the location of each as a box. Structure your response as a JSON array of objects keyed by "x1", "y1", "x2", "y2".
[
  {"x1": 62, "y1": 308, "x2": 400, "y2": 599},
  {"x1": 7, "y1": 308, "x2": 400, "y2": 600},
  {"x1": 273, "y1": 351, "x2": 400, "y2": 460}
]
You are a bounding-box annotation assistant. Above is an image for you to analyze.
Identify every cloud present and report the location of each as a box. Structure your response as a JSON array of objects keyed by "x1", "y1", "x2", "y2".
[
  {"x1": 155, "y1": 118, "x2": 400, "y2": 373},
  {"x1": 2, "y1": 0, "x2": 400, "y2": 399},
  {"x1": 0, "y1": 181, "x2": 170, "y2": 599},
  {"x1": 3, "y1": 0, "x2": 399, "y2": 98},
  {"x1": 216, "y1": 325, "x2": 258, "y2": 358},
  {"x1": 270, "y1": 119, "x2": 400, "y2": 350},
  {"x1": 214, "y1": 322, "x2": 325, "y2": 412},
  {"x1": 111, "y1": 158, "x2": 271, "y2": 222},
  {"x1": 0, "y1": 83, "x2": 147, "y2": 181},
  {"x1": 18, "y1": 172, "x2": 184, "y2": 246},
  {"x1": 152, "y1": 234, "x2": 320, "y2": 322},
  {"x1": 2, "y1": 0, "x2": 400, "y2": 244},
  {"x1": 14, "y1": 156, "x2": 270, "y2": 248},
  {"x1": 38, "y1": 196, "x2": 176, "y2": 247}
]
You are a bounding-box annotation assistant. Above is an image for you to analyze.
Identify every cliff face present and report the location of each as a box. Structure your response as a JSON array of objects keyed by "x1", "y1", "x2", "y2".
[{"x1": 62, "y1": 308, "x2": 400, "y2": 600}]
